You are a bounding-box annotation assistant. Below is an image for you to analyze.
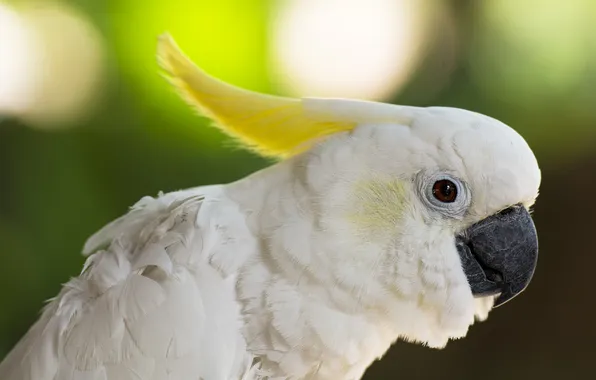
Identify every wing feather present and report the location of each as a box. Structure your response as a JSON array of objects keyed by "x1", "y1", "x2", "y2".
[{"x1": 0, "y1": 187, "x2": 257, "y2": 380}]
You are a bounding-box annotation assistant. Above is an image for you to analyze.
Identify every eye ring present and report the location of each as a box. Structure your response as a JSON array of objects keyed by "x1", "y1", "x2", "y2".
[
  {"x1": 432, "y1": 179, "x2": 458, "y2": 203},
  {"x1": 416, "y1": 171, "x2": 470, "y2": 218}
]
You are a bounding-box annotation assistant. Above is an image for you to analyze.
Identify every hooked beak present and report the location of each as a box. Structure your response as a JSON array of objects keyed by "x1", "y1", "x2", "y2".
[{"x1": 456, "y1": 204, "x2": 538, "y2": 307}]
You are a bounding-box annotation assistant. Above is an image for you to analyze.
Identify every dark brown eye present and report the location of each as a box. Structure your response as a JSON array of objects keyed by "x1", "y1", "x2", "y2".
[{"x1": 432, "y1": 180, "x2": 458, "y2": 203}]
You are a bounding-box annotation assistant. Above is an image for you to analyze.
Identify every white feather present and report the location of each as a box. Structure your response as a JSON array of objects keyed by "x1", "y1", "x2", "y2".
[
  {"x1": 0, "y1": 100, "x2": 541, "y2": 380},
  {"x1": 0, "y1": 186, "x2": 258, "y2": 380}
]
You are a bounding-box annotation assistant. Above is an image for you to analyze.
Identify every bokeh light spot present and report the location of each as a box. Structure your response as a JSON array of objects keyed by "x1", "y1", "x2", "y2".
[
  {"x1": 270, "y1": 0, "x2": 428, "y2": 100},
  {"x1": 0, "y1": 3, "x2": 36, "y2": 114},
  {"x1": 0, "y1": 1, "x2": 106, "y2": 129}
]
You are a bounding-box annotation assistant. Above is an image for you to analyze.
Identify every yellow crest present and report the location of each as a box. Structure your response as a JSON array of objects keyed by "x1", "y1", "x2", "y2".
[
  {"x1": 156, "y1": 34, "x2": 354, "y2": 158},
  {"x1": 157, "y1": 34, "x2": 420, "y2": 158}
]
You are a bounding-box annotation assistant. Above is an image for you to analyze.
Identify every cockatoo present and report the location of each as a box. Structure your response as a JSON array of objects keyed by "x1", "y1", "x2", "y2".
[{"x1": 0, "y1": 34, "x2": 540, "y2": 380}]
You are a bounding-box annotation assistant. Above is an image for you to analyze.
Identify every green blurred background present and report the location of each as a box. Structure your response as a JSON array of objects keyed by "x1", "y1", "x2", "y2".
[{"x1": 1, "y1": 0, "x2": 595, "y2": 378}]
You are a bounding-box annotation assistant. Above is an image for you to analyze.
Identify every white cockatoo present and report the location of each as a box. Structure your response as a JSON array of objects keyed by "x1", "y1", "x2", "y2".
[{"x1": 0, "y1": 34, "x2": 540, "y2": 380}]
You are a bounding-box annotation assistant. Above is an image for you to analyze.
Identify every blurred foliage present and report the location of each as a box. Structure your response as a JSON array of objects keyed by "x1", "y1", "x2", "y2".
[{"x1": 1, "y1": 0, "x2": 596, "y2": 378}]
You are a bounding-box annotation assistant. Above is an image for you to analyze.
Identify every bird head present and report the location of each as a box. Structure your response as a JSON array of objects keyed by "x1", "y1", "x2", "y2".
[{"x1": 157, "y1": 34, "x2": 540, "y2": 348}]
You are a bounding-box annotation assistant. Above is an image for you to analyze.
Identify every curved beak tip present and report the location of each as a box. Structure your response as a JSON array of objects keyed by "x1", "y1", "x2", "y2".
[{"x1": 457, "y1": 204, "x2": 538, "y2": 307}]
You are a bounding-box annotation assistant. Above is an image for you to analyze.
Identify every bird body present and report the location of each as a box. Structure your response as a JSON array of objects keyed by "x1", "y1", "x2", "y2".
[{"x1": 0, "y1": 35, "x2": 541, "y2": 380}]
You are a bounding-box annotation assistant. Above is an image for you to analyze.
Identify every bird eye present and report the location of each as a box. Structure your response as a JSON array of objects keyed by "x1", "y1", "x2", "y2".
[{"x1": 432, "y1": 179, "x2": 458, "y2": 203}]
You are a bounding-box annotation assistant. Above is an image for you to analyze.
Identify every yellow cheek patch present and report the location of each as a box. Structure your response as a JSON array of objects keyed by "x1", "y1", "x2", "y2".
[{"x1": 349, "y1": 178, "x2": 409, "y2": 236}]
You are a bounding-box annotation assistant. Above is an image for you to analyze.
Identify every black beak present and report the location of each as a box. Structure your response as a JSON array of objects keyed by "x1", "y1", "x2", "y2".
[{"x1": 456, "y1": 204, "x2": 538, "y2": 307}]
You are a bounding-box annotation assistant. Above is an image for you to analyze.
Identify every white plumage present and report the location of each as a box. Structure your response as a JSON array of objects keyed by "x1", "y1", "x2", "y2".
[
  {"x1": 0, "y1": 187, "x2": 259, "y2": 379},
  {"x1": 0, "y1": 35, "x2": 541, "y2": 380}
]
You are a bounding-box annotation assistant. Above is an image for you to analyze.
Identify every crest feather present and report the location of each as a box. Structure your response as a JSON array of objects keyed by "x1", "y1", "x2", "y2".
[{"x1": 157, "y1": 33, "x2": 356, "y2": 158}]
